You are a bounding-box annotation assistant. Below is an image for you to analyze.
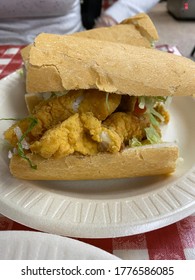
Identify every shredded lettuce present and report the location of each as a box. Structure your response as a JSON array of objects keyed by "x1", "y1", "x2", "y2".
[
  {"x1": 138, "y1": 96, "x2": 145, "y2": 109},
  {"x1": 51, "y1": 90, "x2": 69, "y2": 97},
  {"x1": 17, "y1": 68, "x2": 24, "y2": 77},
  {"x1": 149, "y1": 113, "x2": 159, "y2": 126},
  {"x1": 0, "y1": 117, "x2": 38, "y2": 169},
  {"x1": 138, "y1": 96, "x2": 168, "y2": 112},
  {"x1": 150, "y1": 41, "x2": 155, "y2": 48},
  {"x1": 150, "y1": 108, "x2": 164, "y2": 122},
  {"x1": 145, "y1": 125, "x2": 161, "y2": 144},
  {"x1": 17, "y1": 117, "x2": 38, "y2": 169},
  {"x1": 137, "y1": 96, "x2": 168, "y2": 143},
  {"x1": 130, "y1": 125, "x2": 161, "y2": 147},
  {"x1": 129, "y1": 96, "x2": 169, "y2": 146},
  {"x1": 42, "y1": 90, "x2": 69, "y2": 100},
  {"x1": 130, "y1": 137, "x2": 142, "y2": 147},
  {"x1": 0, "y1": 117, "x2": 21, "y2": 121}
]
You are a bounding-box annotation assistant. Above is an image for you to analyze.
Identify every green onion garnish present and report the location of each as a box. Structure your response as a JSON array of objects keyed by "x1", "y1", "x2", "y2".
[
  {"x1": 1, "y1": 116, "x2": 38, "y2": 169},
  {"x1": 17, "y1": 117, "x2": 38, "y2": 169},
  {"x1": 0, "y1": 118, "x2": 21, "y2": 121}
]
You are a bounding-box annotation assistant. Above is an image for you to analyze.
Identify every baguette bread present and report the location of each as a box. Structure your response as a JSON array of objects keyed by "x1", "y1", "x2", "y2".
[
  {"x1": 26, "y1": 33, "x2": 195, "y2": 96},
  {"x1": 21, "y1": 13, "x2": 158, "y2": 63},
  {"x1": 73, "y1": 13, "x2": 158, "y2": 47},
  {"x1": 22, "y1": 13, "x2": 159, "y2": 113},
  {"x1": 10, "y1": 143, "x2": 178, "y2": 180}
]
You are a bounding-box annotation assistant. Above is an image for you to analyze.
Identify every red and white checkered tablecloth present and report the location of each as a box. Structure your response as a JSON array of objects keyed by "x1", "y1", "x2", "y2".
[
  {"x1": 0, "y1": 214, "x2": 195, "y2": 260},
  {"x1": 0, "y1": 46, "x2": 25, "y2": 80},
  {"x1": 0, "y1": 45, "x2": 195, "y2": 260}
]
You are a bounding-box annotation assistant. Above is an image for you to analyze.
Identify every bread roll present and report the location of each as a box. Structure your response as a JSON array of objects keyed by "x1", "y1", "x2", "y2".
[
  {"x1": 73, "y1": 13, "x2": 158, "y2": 47},
  {"x1": 10, "y1": 143, "x2": 178, "y2": 180},
  {"x1": 26, "y1": 33, "x2": 195, "y2": 97},
  {"x1": 22, "y1": 13, "x2": 160, "y2": 112},
  {"x1": 21, "y1": 13, "x2": 159, "y2": 63}
]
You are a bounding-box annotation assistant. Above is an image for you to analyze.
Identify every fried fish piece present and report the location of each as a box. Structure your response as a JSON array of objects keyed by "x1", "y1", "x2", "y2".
[
  {"x1": 4, "y1": 89, "x2": 121, "y2": 146},
  {"x1": 103, "y1": 112, "x2": 151, "y2": 144},
  {"x1": 30, "y1": 113, "x2": 122, "y2": 158}
]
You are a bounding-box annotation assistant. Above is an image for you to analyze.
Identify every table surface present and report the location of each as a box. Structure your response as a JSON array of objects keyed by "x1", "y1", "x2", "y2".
[{"x1": 0, "y1": 38, "x2": 195, "y2": 261}]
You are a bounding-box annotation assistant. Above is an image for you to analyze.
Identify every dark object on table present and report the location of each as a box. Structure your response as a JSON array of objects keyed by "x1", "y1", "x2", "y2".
[
  {"x1": 167, "y1": 0, "x2": 195, "y2": 19},
  {"x1": 81, "y1": 0, "x2": 102, "y2": 29},
  {"x1": 190, "y1": 46, "x2": 195, "y2": 60}
]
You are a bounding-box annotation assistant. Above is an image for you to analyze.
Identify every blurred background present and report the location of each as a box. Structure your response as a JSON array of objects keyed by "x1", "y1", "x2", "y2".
[
  {"x1": 148, "y1": 0, "x2": 195, "y2": 58},
  {"x1": 82, "y1": 0, "x2": 195, "y2": 59}
]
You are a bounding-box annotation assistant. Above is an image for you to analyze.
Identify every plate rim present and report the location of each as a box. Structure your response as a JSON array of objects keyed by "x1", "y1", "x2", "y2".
[{"x1": 0, "y1": 230, "x2": 119, "y2": 259}]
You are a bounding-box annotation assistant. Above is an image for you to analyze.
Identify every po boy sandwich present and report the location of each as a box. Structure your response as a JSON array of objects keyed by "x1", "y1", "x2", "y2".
[{"x1": 3, "y1": 21, "x2": 195, "y2": 180}]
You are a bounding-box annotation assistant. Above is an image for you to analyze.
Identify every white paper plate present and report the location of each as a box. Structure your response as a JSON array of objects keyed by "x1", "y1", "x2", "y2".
[
  {"x1": 0, "y1": 231, "x2": 118, "y2": 259},
  {"x1": 0, "y1": 71, "x2": 195, "y2": 238}
]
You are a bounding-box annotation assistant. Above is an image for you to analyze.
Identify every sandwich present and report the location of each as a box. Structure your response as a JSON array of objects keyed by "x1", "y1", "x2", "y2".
[{"x1": 3, "y1": 16, "x2": 195, "y2": 180}]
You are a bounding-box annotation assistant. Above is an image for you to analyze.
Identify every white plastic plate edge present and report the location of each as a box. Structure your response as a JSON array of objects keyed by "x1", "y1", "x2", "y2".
[{"x1": 0, "y1": 230, "x2": 119, "y2": 259}]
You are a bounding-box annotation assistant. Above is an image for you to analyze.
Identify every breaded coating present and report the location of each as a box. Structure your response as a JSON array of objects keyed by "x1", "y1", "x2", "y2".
[
  {"x1": 4, "y1": 89, "x2": 121, "y2": 146},
  {"x1": 30, "y1": 111, "x2": 151, "y2": 159},
  {"x1": 155, "y1": 103, "x2": 170, "y2": 124},
  {"x1": 30, "y1": 113, "x2": 122, "y2": 158},
  {"x1": 103, "y1": 112, "x2": 151, "y2": 143},
  {"x1": 4, "y1": 91, "x2": 169, "y2": 160},
  {"x1": 5, "y1": 112, "x2": 152, "y2": 159},
  {"x1": 4, "y1": 118, "x2": 36, "y2": 147},
  {"x1": 32, "y1": 89, "x2": 121, "y2": 136}
]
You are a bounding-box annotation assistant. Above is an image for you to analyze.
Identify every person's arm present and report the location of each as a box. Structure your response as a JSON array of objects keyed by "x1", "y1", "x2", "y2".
[{"x1": 95, "y1": 0, "x2": 160, "y2": 27}]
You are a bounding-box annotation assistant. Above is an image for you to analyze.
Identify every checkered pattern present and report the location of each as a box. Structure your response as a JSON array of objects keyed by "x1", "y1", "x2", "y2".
[
  {"x1": 0, "y1": 45, "x2": 195, "y2": 260},
  {"x1": 80, "y1": 214, "x2": 195, "y2": 260},
  {"x1": 0, "y1": 213, "x2": 195, "y2": 260},
  {"x1": 0, "y1": 46, "x2": 25, "y2": 80}
]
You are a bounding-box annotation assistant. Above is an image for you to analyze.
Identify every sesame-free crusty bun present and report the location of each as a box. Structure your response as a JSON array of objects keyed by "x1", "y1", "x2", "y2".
[
  {"x1": 21, "y1": 13, "x2": 158, "y2": 64},
  {"x1": 73, "y1": 13, "x2": 158, "y2": 48},
  {"x1": 10, "y1": 143, "x2": 178, "y2": 180},
  {"x1": 22, "y1": 13, "x2": 159, "y2": 113},
  {"x1": 26, "y1": 33, "x2": 195, "y2": 97}
]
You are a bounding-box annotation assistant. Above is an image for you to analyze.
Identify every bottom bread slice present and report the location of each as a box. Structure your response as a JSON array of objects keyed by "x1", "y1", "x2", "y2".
[{"x1": 9, "y1": 143, "x2": 179, "y2": 180}]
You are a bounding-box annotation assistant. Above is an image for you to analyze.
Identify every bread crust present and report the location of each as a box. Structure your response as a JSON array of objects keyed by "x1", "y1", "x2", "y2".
[
  {"x1": 21, "y1": 13, "x2": 158, "y2": 63},
  {"x1": 120, "y1": 13, "x2": 158, "y2": 43},
  {"x1": 73, "y1": 13, "x2": 158, "y2": 47},
  {"x1": 10, "y1": 143, "x2": 179, "y2": 180},
  {"x1": 26, "y1": 33, "x2": 195, "y2": 96},
  {"x1": 22, "y1": 13, "x2": 159, "y2": 111}
]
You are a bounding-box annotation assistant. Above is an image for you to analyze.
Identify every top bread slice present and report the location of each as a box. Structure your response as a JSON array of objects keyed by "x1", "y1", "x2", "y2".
[
  {"x1": 26, "y1": 32, "x2": 195, "y2": 97},
  {"x1": 21, "y1": 13, "x2": 159, "y2": 63},
  {"x1": 73, "y1": 13, "x2": 158, "y2": 47},
  {"x1": 22, "y1": 13, "x2": 161, "y2": 112}
]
